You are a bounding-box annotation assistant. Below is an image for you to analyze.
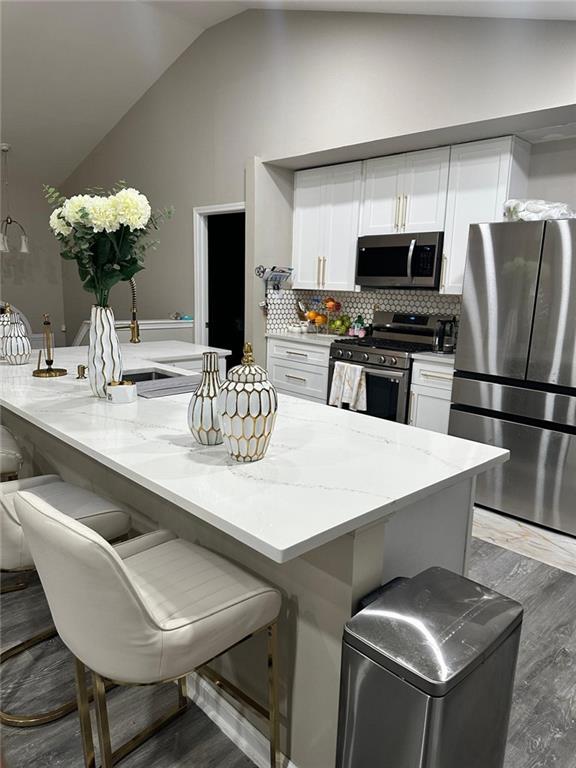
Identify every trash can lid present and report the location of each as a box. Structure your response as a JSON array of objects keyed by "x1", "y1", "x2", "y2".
[{"x1": 344, "y1": 567, "x2": 523, "y2": 697}]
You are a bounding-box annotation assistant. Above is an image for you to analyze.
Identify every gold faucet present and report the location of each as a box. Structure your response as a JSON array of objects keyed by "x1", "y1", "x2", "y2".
[{"x1": 129, "y1": 277, "x2": 141, "y2": 344}]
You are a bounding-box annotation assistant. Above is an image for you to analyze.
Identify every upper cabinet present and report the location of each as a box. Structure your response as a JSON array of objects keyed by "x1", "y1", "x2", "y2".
[
  {"x1": 291, "y1": 137, "x2": 530, "y2": 296},
  {"x1": 441, "y1": 137, "x2": 530, "y2": 294},
  {"x1": 359, "y1": 147, "x2": 450, "y2": 235},
  {"x1": 292, "y1": 162, "x2": 362, "y2": 291}
]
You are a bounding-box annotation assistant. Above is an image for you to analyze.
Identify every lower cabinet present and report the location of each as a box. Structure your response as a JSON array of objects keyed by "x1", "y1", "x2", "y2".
[
  {"x1": 266, "y1": 338, "x2": 329, "y2": 403},
  {"x1": 408, "y1": 359, "x2": 454, "y2": 434}
]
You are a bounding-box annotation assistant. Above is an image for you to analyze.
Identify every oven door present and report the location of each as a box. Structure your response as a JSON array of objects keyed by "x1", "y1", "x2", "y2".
[{"x1": 328, "y1": 361, "x2": 409, "y2": 423}]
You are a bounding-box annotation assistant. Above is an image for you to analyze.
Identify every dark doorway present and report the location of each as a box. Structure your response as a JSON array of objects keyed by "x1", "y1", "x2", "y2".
[{"x1": 207, "y1": 212, "x2": 245, "y2": 369}]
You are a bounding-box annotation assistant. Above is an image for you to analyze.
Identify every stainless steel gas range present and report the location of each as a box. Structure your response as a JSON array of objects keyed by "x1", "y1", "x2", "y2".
[{"x1": 327, "y1": 312, "x2": 453, "y2": 422}]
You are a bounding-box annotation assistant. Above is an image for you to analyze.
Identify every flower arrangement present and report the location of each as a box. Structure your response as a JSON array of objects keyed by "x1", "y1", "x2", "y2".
[{"x1": 44, "y1": 182, "x2": 172, "y2": 307}]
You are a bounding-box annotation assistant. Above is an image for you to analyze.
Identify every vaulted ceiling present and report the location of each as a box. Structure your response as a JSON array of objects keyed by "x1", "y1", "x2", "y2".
[{"x1": 3, "y1": 0, "x2": 576, "y2": 188}]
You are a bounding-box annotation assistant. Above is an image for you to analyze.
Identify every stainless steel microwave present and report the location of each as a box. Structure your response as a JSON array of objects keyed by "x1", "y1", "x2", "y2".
[{"x1": 355, "y1": 232, "x2": 444, "y2": 289}]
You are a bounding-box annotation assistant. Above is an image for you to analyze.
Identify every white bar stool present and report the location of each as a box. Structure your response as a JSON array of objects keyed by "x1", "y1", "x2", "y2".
[
  {"x1": 16, "y1": 490, "x2": 282, "y2": 768},
  {"x1": 1, "y1": 474, "x2": 131, "y2": 727},
  {"x1": 0, "y1": 424, "x2": 23, "y2": 483}
]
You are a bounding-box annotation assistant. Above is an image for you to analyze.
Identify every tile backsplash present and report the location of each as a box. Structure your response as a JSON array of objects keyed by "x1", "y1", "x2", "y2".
[{"x1": 266, "y1": 288, "x2": 461, "y2": 333}]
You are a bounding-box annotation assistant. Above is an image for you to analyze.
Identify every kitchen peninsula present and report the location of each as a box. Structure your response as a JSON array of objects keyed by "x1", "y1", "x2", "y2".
[{"x1": 0, "y1": 342, "x2": 508, "y2": 768}]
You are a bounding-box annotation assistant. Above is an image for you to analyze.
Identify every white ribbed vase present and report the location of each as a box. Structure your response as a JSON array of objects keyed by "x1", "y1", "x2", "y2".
[
  {"x1": 4, "y1": 311, "x2": 31, "y2": 365},
  {"x1": 88, "y1": 306, "x2": 123, "y2": 399},
  {"x1": 217, "y1": 343, "x2": 277, "y2": 463},
  {"x1": 188, "y1": 352, "x2": 223, "y2": 445}
]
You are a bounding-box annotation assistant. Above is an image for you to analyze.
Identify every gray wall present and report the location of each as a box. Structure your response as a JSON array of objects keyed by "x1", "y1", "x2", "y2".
[
  {"x1": 57, "y1": 10, "x2": 576, "y2": 345},
  {"x1": 528, "y1": 138, "x2": 576, "y2": 208},
  {"x1": 0, "y1": 175, "x2": 65, "y2": 343}
]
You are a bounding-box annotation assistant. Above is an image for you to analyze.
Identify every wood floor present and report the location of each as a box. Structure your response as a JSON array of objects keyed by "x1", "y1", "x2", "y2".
[{"x1": 2, "y1": 538, "x2": 575, "y2": 768}]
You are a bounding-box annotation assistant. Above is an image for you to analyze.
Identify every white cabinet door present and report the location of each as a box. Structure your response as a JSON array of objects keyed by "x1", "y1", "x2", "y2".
[
  {"x1": 359, "y1": 155, "x2": 404, "y2": 235},
  {"x1": 408, "y1": 386, "x2": 452, "y2": 434},
  {"x1": 323, "y1": 162, "x2": 362, "y2": 291},
  {"x1": 402, "y1": 147, "x2": 450, "y2": 233},
  {"x1": 442, "y1": 137, "x2": 530, "y2": 295},
  {"x1": 292, "y1": 167, "x2": 326, "y2": 289}
]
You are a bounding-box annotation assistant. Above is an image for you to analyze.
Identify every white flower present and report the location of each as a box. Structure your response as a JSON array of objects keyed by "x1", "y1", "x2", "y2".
[
  {"x1": 49, "y1": 207, "x2": 72, "y2": 236},
  {"x1": 61, "y1": 194, "x2": 93, "y2": 225},
  {"x1": 113, "y1": 188, "x2": 151, "y2": 230},
  {"x1": 86, "y1": 196, "x2": 120, "y2": 233}
]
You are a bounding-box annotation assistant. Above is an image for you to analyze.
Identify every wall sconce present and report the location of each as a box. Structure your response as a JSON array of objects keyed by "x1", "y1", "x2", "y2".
[{"x1": 1, "y1": 144, "x2": 30, "y2": 255}]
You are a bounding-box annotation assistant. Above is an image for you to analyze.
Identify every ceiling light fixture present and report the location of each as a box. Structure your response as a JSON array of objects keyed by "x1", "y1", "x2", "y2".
[{"x1": 1, "y1": 144, "x2": 29, "y2": 254}]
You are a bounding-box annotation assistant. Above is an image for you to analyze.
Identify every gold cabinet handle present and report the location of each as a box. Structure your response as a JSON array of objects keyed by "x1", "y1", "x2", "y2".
[
  {"x1": 394, "y1": 195, "x2": 401, "y2": 230},
  {"x1": 401, "y1": 194, "x2": 408, "y2": 230},
  {"x1": 409, "y1": 391, "x2": 415, "y2": 424},
  {"x1": 286, "y1": 350, "x2": 308, "y2": 357},
  {"x1": 285, "y1": 374, "x2": 307, "y2": 382},
  {"x1": 317, "y1": 256, "x2": 321, "y2": 287},
  {"x1": 322, "y1": 257, "x2": 327, "y2": 287}
]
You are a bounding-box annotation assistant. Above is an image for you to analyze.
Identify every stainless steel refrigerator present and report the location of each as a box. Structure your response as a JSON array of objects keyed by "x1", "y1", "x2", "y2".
[{"x1": 449, "y1": 219, "x2": 576, "y2": 537}]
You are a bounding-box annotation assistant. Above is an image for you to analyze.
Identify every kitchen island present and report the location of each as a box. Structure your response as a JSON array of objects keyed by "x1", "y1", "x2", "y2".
[{"x1": 0, "y1": 342, "x2": 508, "y2": 768}]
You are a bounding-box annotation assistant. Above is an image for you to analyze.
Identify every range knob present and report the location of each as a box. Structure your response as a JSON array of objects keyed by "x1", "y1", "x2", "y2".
[
  {"x1": 345, "y1": 351, "x2": 353, "y2": 360},
  {"x1": 361, "y1": 353, "x2": 370, "y2": 362},
  {"x1": 389, "y1": 357, "x2": 398, "y2": 366},
  {"x1": 336, "y1": 349, "x2": 343, "y2": 358},
  {"x1": 378, "y1": 355, "x2": 387, "y2": 365}
]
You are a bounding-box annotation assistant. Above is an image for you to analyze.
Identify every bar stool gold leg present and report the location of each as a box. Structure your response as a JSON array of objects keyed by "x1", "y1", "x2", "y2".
[
  {"x1": 75, "y1": 658, "x2": 96, "y2": 768},
  {"x1": 267, "y1": 622, "x2": 280, "y2": 768},
  {"x1": 93, "y1": 671, "x2": 114, "y2": 768},
  {"x1": 0, "y1": 626, "x2": 75, "y2": 728}
]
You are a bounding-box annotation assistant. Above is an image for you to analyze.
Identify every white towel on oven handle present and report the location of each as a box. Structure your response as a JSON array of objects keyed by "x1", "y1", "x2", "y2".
[{"x1": 329, "y1": 362, "x2": 367, "y2": 412}]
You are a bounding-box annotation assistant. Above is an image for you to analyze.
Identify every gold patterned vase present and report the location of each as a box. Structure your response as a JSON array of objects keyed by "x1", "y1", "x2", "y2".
[
  {"x1": 188, "y1": 352, "x2": 223, "y2": 445},
  {"x1": 88, "y1": 306, "x2": 123, "y2": 398},
  {"x1": 217, "y1": 343, "x2": 278, "y2": 463},
  {"x1": 4, "y1": 310, "x2": 31, "y2": 365}
]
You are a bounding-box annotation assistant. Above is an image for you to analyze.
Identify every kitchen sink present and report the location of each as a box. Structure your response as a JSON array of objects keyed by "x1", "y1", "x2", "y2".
[{"x1": 124, "y1": 369, "x2": 178, "y2": 382}]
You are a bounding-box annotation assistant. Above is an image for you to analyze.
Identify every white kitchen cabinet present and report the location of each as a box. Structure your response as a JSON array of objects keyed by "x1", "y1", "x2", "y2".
[
  {"x1": 266, "y1": 337, "x2": 329, "y2": 403},
  {"x1": 292, "y1": 167, "x2": 327, "y2": 290},
  {"x1": 292, "y1": 162, "x2": 362, "y2": 291},
  {"x1": 409, "y1": 358, "x2": 454, "y2": 434},
  {"x1": 359, "y1": 154, "x2": 404, "y2": 235},
  {"x1": 441, "y1": 136, "x2": 530, "y2": 294},
  {"x1": 360, "y1": 147, "x2": 449, "y2": 235}
]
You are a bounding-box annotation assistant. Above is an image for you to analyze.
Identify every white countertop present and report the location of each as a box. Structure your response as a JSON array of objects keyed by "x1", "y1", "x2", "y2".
[
  {"x1": 266, "y1": 331, "x2": 338, "y2": 347},
  {"x1": 1, "y1": 342, "x2": 507, "y2": 563},
  {"x1": 411, "y1": 351, "x2": 456, "y2": 365}
]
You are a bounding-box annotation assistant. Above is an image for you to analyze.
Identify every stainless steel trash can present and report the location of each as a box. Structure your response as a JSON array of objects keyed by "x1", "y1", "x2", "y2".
[{"x1": 336, "y1": 567, "x2": 523, "y2": 768}]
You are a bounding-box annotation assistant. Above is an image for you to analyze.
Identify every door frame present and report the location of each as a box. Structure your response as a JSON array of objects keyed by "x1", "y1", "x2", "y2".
[{"x1": 193, "y1": 202, "x2": 245, "y2": 345}]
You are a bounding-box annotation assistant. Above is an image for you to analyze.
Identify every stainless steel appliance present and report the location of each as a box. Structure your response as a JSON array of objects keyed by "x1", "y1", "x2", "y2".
[
  {"x1": 328, "y1": 312, "x2": 447, "y2": 422},
  {"x1": 449, "y1": 219, "x2": 576, "y2": 537},
  {"x1": 337, "y1": 567, "x2": 522, "y2": 768},
  {"x1": 356, "y1": 232, "x2": 444, "y2": 289}
]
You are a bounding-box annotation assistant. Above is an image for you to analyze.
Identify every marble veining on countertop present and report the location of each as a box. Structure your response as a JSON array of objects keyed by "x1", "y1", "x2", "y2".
[{"x1": 1, "y1": 342, "x2": 507, "y2": 563}]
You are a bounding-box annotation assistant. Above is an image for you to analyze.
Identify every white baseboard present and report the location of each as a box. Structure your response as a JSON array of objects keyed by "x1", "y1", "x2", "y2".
[{"x1": 186, "y1": 672, "x2": 298, "y2": 768}]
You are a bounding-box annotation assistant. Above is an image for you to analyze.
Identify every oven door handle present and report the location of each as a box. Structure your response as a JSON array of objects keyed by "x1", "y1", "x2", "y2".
[
  {"x1": 362, "y1": 367, "x2": 408, "y2": 382},
  {"x1": 406, "y1": 238, "x2": 416, "y2": 280}
]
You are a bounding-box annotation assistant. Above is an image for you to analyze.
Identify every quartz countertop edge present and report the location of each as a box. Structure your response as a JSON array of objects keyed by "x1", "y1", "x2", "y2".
[
  {"x1": 1, "y1": 342, "x2": 508, "y2": 564},
  {"x1": 266, "y1": 331, "x2": 338, "y2": 347},
  {"x1": 0, "y1": 396, "x2": 507, "y2": 563}
]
